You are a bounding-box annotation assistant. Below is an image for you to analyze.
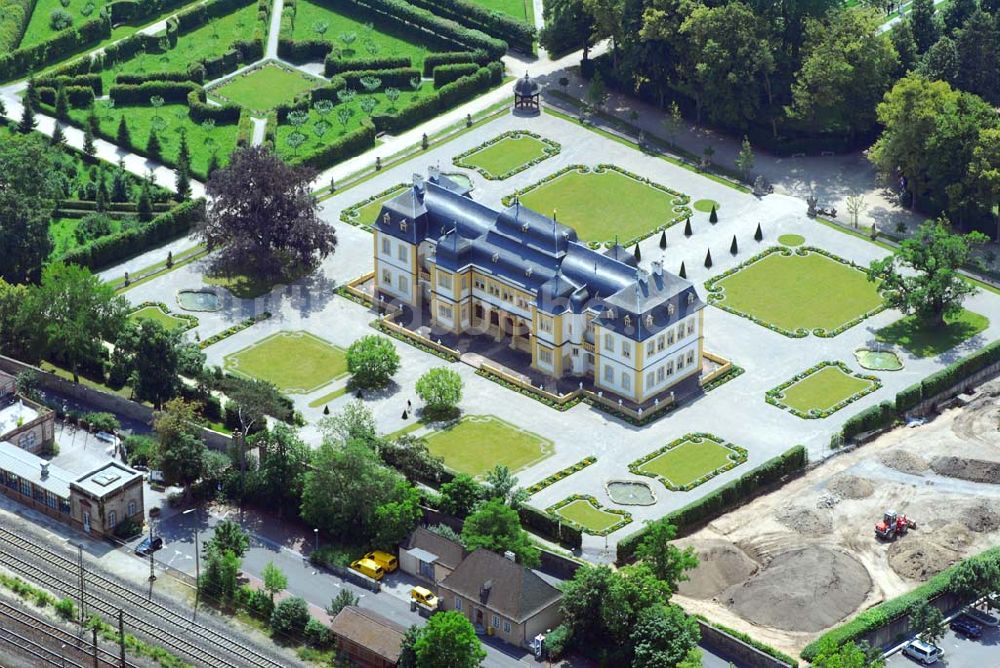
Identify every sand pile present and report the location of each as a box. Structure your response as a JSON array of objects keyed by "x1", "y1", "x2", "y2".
[
  {"x1": 933, "y1": 522, "x2": 974, "y2": 551},
  {"x1": 930, "y1": 456, "x2": 1000, "y2": 484},
  {"x1": 879, "y1": 450, "x2": 929, "y2": 474},
  {"x1": 724, "y1": 547, "x2": 871, "y2": 632},
  {"x1": 961, "y1": 502, "x2": 1000, "y2": 532},
  {"x1": 775, "y1": 505, "x2": 833, "y2": 534},
  {"x1": 827, "y1": 475, "x2": 875, "y2": 500},
  {"x1": 677, "y1": 541, "x2": 759, "y2": 600},
  {"x1": 888, "y1": 540, "x2": 959, "y2": 580}
]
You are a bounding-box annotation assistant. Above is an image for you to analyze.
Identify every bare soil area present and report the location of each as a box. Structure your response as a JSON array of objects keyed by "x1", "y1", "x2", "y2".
[{"x1": 673, "y1": 380, "x2": 1000, "y2": 657}]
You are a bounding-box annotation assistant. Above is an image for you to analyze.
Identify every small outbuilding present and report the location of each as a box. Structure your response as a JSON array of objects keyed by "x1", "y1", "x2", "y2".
[
  {"x1": 513, "y1": 72, "x2": 541, "y2": 113},
  {"x1": 330, "y1": 606, "x2": 406, "y2": 668}
]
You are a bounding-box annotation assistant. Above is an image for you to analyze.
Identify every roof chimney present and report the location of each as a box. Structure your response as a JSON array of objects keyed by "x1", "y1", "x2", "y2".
[
  {"x1": 428, "y1": 165, "x2": 440, "y2": 181},
  {"x1": 480, "y1": 579, "x2": 493, "y2": 603},
  {"x1": 651, "y1": 260, "x2": 663, "y2": 277},
  {"x1": 40, "y1": 462, "x2": 49, "y2": 479}
]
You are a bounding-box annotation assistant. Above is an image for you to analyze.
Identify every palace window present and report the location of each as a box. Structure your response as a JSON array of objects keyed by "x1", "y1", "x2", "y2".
[
  {"x1": 438, "y1": 303, "x2": 453, "y2": 320},
  {"x1": 622, "y1": 373, "x2": 631, "y2": 391},
  {"x1": 667, "y1": 302, "x2": 675, "y2": 315},
  {"x1": 623, "y1": 315, "x2": 631, "y2": 328},
  {"x1": 646, "y1": 341, "x2": 655, "y2": 357},
  {"x1": 455, "y1": 598, "x2": 462, "y2": 611},
  {"x1": 667, "y1": 360, "x2": 674, "y2": 376},
  {"x1": 667, "y1": 330, "x2": 675, "y2": 345},
  {"x1": 604, "y1": 333, "x2": 614, "y2": 352},
  {"x1": 503, "y1": 621, "x2": 511, "y2": 634},
  {"x1": 657, "y1": 366, "x2": 666, "y2": 382},
  {"x1": 622, "y1": 341, "x2": 632, "y2": 360},
  {"x1": 538, "y1": 316, "x2": 553, "y2": 334},
  {"x1": 688, "y1": 292, "x2": 695, "y2": 304},
  {"x1": 646, "y1": 372, "x2": 655, "y2": 387},
  {"x1": 676, "y1": 323, "x2": 685, "y2": 340},
  {"x1": 398, "y1": 275, "x2": 409, "y2": 294},
  {"x1": 603, "y1": 364, "x2": 614, "y2": 383},
  {"x1": 645, "y1": 314, "x2": 654, "y2": 328},
  {"x1": 398, "y1": 243, "x2": 408, "y2": 262},
  {"x1": 128, "y1": 501, "x2": 136, "y2": 517},
  {"x1": 46, "y1": 493, "x2": 57, "y2": 509},
  {"x1": 475, "y1": 278, "x2": 485, "y2": 290},
  {"x1": 657, "y1": 334, "x2": 665, "y2": 352},
  {"x1": 492, "y1": 614, "x2": 501, "y2": 629},
  {"x1": 381, "y1": 237, "x2": 390, "y2": 255},
  {"x1": 399, "y1": 219, "x2": 407, "y2": 231},
  {"x1": 687, "y1": 319, "x2": 696, "y2": 335},
  {"x1": 687, "y1": 350, "x2": 696, "y2": 365},
  {"x1": 676, "y1": 354, "x2": 685, "y2": 370},
  {"x1": 438, "y1": 272, "x2": 452, "y2": 290},
  {"x1": 539, "y1": 348, "x2": 553, "y2": 366},
  {"x1": 381, "y1": 269, "x2": 391, "y2": 285}
]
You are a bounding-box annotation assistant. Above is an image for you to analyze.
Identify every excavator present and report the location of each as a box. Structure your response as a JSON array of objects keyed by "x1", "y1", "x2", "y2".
[{"x1": 875, "y1": 510, "x2": 917, "y2": 541}]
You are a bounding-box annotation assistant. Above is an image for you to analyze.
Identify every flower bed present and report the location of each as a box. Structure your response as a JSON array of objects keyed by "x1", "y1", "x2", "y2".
[
  {"x1": 525, "y1": 456, "x2": 597, "y2": 495},
  {"x1": 766, "y1": 361, "x2": 882, "y2": 419},
  {"x1": 452, "y1": 130, "x2": 561, "y2": 180},
  {"x1": 629, "y1": 432, "x2": 747, "y2": 492},
  {"x1": 701, "y1": 364, "x2": 745, "y2": 393},
  {"x1": 546, "y1": 494, "x2": 632, "y2": 536},
  {"x1": 198, "y1": 312, "x2": 272, "y2": 349}
]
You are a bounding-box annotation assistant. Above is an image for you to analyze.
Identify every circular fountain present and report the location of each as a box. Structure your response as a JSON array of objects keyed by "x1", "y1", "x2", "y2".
[
  {"x1": 606, "y1": 479, "x2": 657, "y2": 506},
  {"x1": 854, "y1": 347, "x2": 903, "y2": 371},
  {"x1": 176, "y1": 289, "x2": 222, "y2": 312}
]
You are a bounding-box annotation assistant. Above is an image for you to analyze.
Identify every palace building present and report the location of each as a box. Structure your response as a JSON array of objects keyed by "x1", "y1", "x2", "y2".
[{"x1": 373, "y1": 169, "x2": 705, "y2": 404}]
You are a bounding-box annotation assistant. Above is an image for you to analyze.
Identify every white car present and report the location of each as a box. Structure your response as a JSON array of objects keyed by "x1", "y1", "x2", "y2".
[{"x1": 902, "y1": 639, "x2": 942, "y2": 665}]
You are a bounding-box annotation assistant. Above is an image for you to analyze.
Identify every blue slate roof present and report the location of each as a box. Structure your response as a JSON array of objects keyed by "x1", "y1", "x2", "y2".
[{"x1": 375, "y1": 175, "x2": 704, "y2": 340}]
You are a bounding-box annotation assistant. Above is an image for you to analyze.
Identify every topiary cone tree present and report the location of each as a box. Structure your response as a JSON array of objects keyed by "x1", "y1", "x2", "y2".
[
  {"x1": 709, "y1": 205, "x2": 718, "y2": 223},
  {"x1": 730, "y1": 235, "x2": 738, "y2": 255},
  {"x1": 679, "y1": 261, "x2": 686, "y2": 278},
  {"x1": 704, "y1": 249, "x2": 713, "y2": 268},
  {"x1": 659, "y1": 230, "x2": 667, "y2": 250},
  {"x1": 633, "y1": 243, "x2": 641, "y2": 263},
  {"x1": 684, "y1": 217, "x2": 692, "y2": 237},
  {"x1": 754, "y1": 222, "x2": 763, "y2": 241}
]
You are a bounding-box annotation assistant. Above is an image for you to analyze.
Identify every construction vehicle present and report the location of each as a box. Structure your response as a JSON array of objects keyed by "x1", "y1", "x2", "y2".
[{"x1": 875, "y1": 510, "x2": 917, "y2": 540}]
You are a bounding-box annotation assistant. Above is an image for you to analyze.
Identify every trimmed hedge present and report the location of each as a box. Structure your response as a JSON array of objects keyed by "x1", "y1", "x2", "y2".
[
  {"x1": 187, "y1": 88, "x2": 242, "y2": 123},
  {"x1": 433, "y1": 62, "x2": 479, "y2": 87},
  {"x1": 422, "y1": 49, "x2": 491, "y2": 76},
  {"x1": 921, "y1": 339, "x2": 1000, "y2": 398},
  {"x1": 0, "y1": 16, "x2": 110, "y2": 82},
  {"x1": 116, "y1": 70, "x2": 201, "y2": 85},
  {"x1": 895, "y1": 383, "x2": 923, "y2": 414},
  {"x1": 801, "y1": 545, "x2": 1000, "y2": 661},
  {"x1": 351, "y1": 0, "x2": 506, "y2": 58},
  {"x1": 519, "y1": 504, "x2": 583, "y2": 550},
  {"x1": 324, "y1": 55, "x2": 411, "y2": 77},
  {"x1": 109, "y1": 81, "x2": 198, "y2": 105},
  {"x1": 339, "y1": 67, "x2": 422, "y2": 90},
  {"x1": 38, "y1": 86, "x2": 96, "y2": 108},
  {"x1": 840, "y1": 400, "x2": 896, "y2": 441},
  {"x1": 405, "y1": 0, "x2": 534, "y2": 52},
  {"x1": 289, "y1": 121, "x2": 377, "y2": 171},
  {"x1": 61, "y1": 199, "x2": 205, "y2": 270},
  {"x1": 765, "y1": 361, "x2": 882, "y2": 420},
  {"x1": 616, "y1": 446, "x2": 807, "y2": 564},
  {"x1": 0, "y1": 0, "x2": 35, "y2": 53},
  {"x1": 36, "y1": 73, "x2": 103, "y2": 95}
]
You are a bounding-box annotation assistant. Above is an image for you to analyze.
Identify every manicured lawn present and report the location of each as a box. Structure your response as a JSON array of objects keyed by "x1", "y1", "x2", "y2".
[
  {"x1": 20, "y1": 0, "x2": 111, "y2": 48},
  {"x1": 693, "y1": 199, "x2": 719, "y2": 213},
  {"x1": 307, "y1": 386, "x2": 349, "y2": 407},
  {"x1": 422, "y1": 415, "x2": 553, "y2": 477},
  {"x1": 778, "y1": 365, "x2": 876, "y2": 414},
  {"x1": 343, "y1": 185, "x2": 408, "y2": 226},
  {"x1": 876, "y1": 309, "x2": 989, "y2": 358},
  {"x1": 211, "y1": 63, "x2": 322, "y2": 113},
  {"x1": 553, "y1": 499, "x2": 626, "y2": 533},
  {"x1": 455, "y1": 133, "x2": 552, "y2": 178},
  {"x1": 290, "y1": 0, "x2": 437, "y2": 66},
  {"x1": 224, "y1": 331, "x2": 348, "y2": 393},
  {"x1": 518, "y1": 168, "x2": 683, "y2": 242},
  {"x1": 636, "y1": 437, "x2": 735, "y2": 488},
  {"x1": 129, "y1": 305, "x2": 195, "y2": 331},
  {"x1": 68, "y1": 102, "x2": 240, "y2": 178},
  {"x1": 711, "y1": 249, "x2": 883, "y2": 334},
  {"x1": 778, "y1": 234, "x2": 805, "y2": 246},
  {"x1": 467, "y1": 0, "x2": 532, "y2": 22}
]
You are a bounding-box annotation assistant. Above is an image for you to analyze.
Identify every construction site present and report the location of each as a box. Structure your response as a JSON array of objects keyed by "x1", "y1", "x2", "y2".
[{"x1": 673, "y1": 380, "x2": 1000, "y2": 657}]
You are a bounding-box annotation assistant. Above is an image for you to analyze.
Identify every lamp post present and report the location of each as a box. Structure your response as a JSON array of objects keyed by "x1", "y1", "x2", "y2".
[
  {"x1": 182, "y1": 508, "x2": 200, "y2": 620},
  {"x1": 313, "y1": 528, "x2": 319, "y2": 552}
]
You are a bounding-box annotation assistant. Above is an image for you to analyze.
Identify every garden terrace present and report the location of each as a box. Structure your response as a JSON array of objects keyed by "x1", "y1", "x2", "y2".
[
  {"x1": 223, "y1": 331, "x2": 348, "y2": 393},
  {"x1": 507, "y1": 164, "x2": 690, "y2": 246},
  {"x1": 705, "y1": 246, "x2": 884, "y2": 337},
  {"x1": 421, "y1": 415, "x2": 553, "y2": 477},
  {"x1": 766, "y1": 361, "x2": 881, "y2": 419},
  {"x1": 630, "y1": 433, "x2": 746, "y2": 491},
  {"x1": 452, "y1": 130, "x2": 559, "y2": 180}
]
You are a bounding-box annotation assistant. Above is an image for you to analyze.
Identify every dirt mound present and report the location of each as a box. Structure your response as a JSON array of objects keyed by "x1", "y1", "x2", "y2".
[
  {"x1": 960, "y1": 502, "x2": 1000, "y2": 532},
  {"x1": 930, "y1": 456, "x2": 1000, "y2": 484},
  {"x1": 888, "y1": 540, "x2": 959, "y2": 580},
  {"x1": 827, "y1": 475, "x2": 875, "y2": 500},
  {"x1": 677, "y1": 541, "x2": 759, "y2": 600},
  {"x1": 775, "y1": 505, "x2": 833, "y2": 534},
  {"x1": 724, "y1": 547, "x2": 871, "y2": 632},
  {"x1": 933, "y1": 522, "x2": 975, "y2": 551},
  {"x1": 879, "y1": 450, "x2": 928, "y2": 474}
]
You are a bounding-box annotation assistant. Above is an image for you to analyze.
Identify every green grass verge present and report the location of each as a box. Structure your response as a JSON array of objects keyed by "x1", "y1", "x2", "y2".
[
  {"x1": 224, "y1": 331, "x2": 348, "y2": 393},
  {"x1": 778, "y1": 234, "x2": 805, "y2": 246},
  {"x1": 423, "y1": 415, "x2": 553, "y2": 477},
  {"x1": 466, "y1": 0, "x2": 532, "y2": 21},
  {"x1": 636, "y1": 438, "x2": 735, "y2": 488},
  {"x1": 111, "y1": 244, "x2": 208, "y2": 292},
  {"x1": 692, "y1": 199, "x2": 718, "y2": 213},
  {"x1": 129, "y1": 304, "x2": 195, "y2": 331},
  {"x1": 876, "y1": 309, "x2": 990, "y2": 358},
  {"x1": 308, "y1": 385, "x2": 349, "y2": 407},
  {"x1": 779, "y1": 365, "x2": 875, "y2": 414},
  {"x1": 210, "y1": 63, "x2": 322, "y2": 114}
]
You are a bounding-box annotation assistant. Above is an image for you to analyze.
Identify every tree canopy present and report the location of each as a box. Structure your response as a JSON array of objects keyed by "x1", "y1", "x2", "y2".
[
  {"x1": 0, "y1": 133, "x2": 60, "y2": 284},
  {"x1": 461, "y1": 499, "x2": 540, "y2": 567}
]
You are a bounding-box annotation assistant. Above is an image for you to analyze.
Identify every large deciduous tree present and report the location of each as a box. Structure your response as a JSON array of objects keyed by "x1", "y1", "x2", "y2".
[
  {"x1": 0, "y1": 133, "x2": 60, "y2": 284},
  {"x1": 346, "y1": 334, "x2": 401, "y2": 389},
  {"x1": 461, "y1": 499, "x2": 540, "y2": 566},
  {"x1": 153, "y1": 398, "x2": 205, "y2": 493},
  {"x1": 630, "y1": 604, "x2": 702, "y2": 668},
  {"x1": 634, "y1": 519, "x2": 698, "y2": 591},
  {"x1": 415, "y1": 367, "x2": 463, "y2": 418},
  {"x1": 201, "y1": 146, "x2": 336, "y2": 275},
  {"x1": 413, "y1": 611, "x2": 485, "y2": 668},
  {"x1": 867, "y1": 219, "x2": 987, "y2": 324}
]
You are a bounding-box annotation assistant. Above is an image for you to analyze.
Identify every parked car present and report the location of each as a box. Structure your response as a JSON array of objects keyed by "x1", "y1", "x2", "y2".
[
  {"x1": 964, "y1": 605, "x2": 999, "y2": 627},
  {"x1": 410, "y1": 586, "x2": 439, "y2": 610},
  {"x1": 902, "y1": 639, "x2": 943, "y2": 665},
  {"x1": 95, "y1": 431, "x2": 118, "y2": 445},
  {"x1": 350, "y1": 558, "x2": 385, "y2": 581},
  {"x1": 365, "y1": 550, "x2": 398, "y2": 573},
  {"x1": 950, "y1": 617, "x2": 983, "y2": 638},
  {"x1": 134, "y1": 536, "x2": 163, "y2": 556}
]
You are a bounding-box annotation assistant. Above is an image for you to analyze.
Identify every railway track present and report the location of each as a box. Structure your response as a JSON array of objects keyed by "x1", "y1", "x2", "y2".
[{"x1": 0, "y1": 526, "x2": 290, "y2": 668}]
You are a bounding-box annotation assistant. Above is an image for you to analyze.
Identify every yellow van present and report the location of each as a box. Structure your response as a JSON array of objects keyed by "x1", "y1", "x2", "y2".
[
  {"x1": 410, "y1": 586, "x2": 439, "y2": 610},
  {"x1": 350, "y1": 558, "x2": 385, "y2": 581},
  {"x1": 365, "y1": 550, "x2": 398, "y2": 573}
]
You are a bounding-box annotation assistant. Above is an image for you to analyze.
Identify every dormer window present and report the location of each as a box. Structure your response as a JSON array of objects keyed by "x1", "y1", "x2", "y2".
[
  {"x1": 522, "y1": 222, "x2": 530, "y2": 232},
  {"x1": 687, "y1": 293, "x2": 694, "y2": 304},
  {"x1": 382, "y1": 212, "x2": 391, "y2": 226},
  {"x1": 605, "y1": 308, "x2": 615, "y2": 319},
  {"x1": 492, "y1": 252, "x2": 500, "y2": 263},
  {"x1": 645, "y1": 314, "x2": 653, "y2": 327},
  {"x1": 623, "y1": 315, "x2": 631, "y2": 328},
  {"x1": 399, "y1": 219, "x2": 407, "y2": 231},
  {"x1": 667, "y1": 303, "x2": 675, "y2": 315},
  {"x1": 525, "y1": 267, "x2": 533, "y2": 277}
]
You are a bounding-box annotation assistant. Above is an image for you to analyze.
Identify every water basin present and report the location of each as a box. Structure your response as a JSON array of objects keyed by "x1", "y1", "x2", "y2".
[
  {"x1": 443, "y1": 172, "x2": 474, "y2": 191},
  {"x1": 854, "y1": 348, "x2": 903, "y2": 371},
  {"x1": 176, "y1": 289, "x2": 222, "y2": 312},
  {"x1": 606, "y1": 480, "x2": 656, "y2": 506}
]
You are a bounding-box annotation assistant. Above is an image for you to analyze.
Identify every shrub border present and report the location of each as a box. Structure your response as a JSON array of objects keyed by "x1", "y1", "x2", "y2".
[
  {"x1": 525, "y1": 456, "x2": 596, "y2": 495},
  {"x1": 546, "y1": 494, "x2": 632, "y2": 536},
  {"x1": 501, "y1": 163, "x2": 691, "y2": 249},
  {"x1": 130, "y1": 301, "x2": 199, "y2": 332},
  {"x1": 629, "y1": 432, "x2": 747, "y2": 492},
  {"x1": 452, "y1": 130, "x2": 560, "y2": 180},
  {"x1": 766, "y1": 360, "x2": 882, "y2": 420},
  {"x1": 704, "y1": 245, "x2": 886, "y2": 338}
]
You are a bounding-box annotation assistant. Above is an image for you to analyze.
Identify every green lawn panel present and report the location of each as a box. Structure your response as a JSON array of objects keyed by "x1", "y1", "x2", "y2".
[
  {"x1": 461, "y1": 135, "x2": 549, "y2": 177},
  {"x1": 423, "y1": 415, "x2": 552, "y2": 477},
  {"x1": 224, "y1": 331, "x2": 348, "y2": 393},
  {"x1": 519, "y1": 169, "x2": 680, "y2": 242},
  {"x1": 211, "y1": 64, "x2": 321, "y2": 113},
  {"x1": 129, "y1": 305, "x2": 190, "y2": 330},
  {"x1": 466, "y1": 0, "x2": 532, "y2": 21},
  {"x1": 638, "y1": 439, "x2": 733, "y2": 487},
  {"x1": 876, "y1": 309, "x2": 989, "y2": 358},
  {"x1": 780, "y1": 366, "x2": 875, "y2": 413},
  {"x1": 555, "y1": 499, "x2": 621, "y2": 533},
  {"x1": 714, "y1": 251, "x2": 882, "y2": 332}
]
